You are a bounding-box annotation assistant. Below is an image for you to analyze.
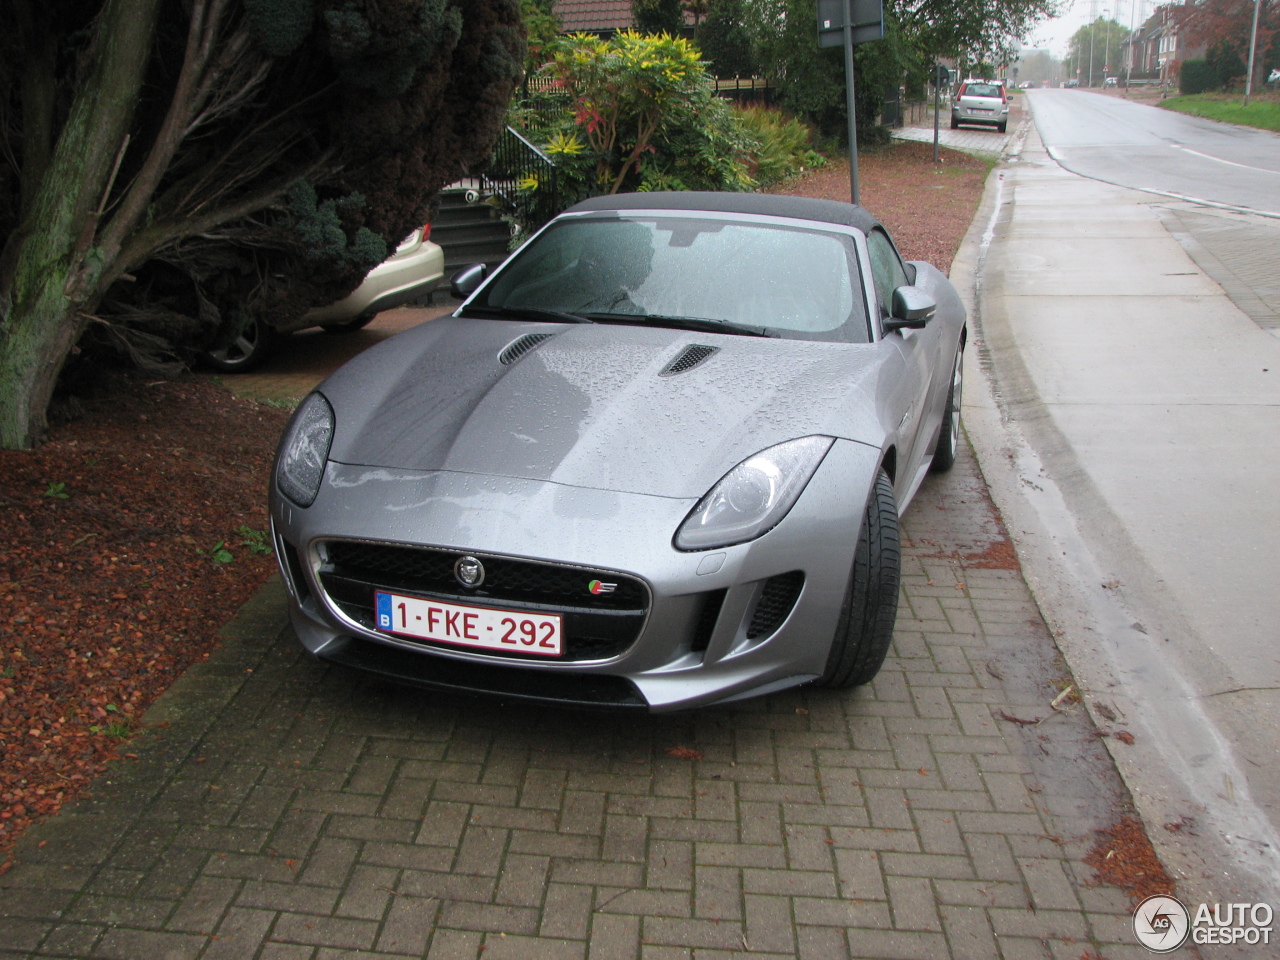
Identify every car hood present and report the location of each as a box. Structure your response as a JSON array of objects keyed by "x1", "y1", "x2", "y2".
[{"x1": 320, "y1": 316, "x2": 890, "y2": 499}]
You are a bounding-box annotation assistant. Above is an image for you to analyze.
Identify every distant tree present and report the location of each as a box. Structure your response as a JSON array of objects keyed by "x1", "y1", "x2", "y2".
[
  {"x1": 0, "y1": 0, "x2": 524, "y2": 449},
  {"x1": 633, "y1": 0, "x2": 685, "y2": 34},
  {"x1": 1066, "y1": 17, "x2": 1127, "y2": 86},
  {"x1": 744, "y1": 0, "x2": 1056, "y2": 141},
  {"x1": 1176, "y1": 0, "x2": 1277, "y2": 92},
  {"x1": 522, "y1": 0, "x2": 561, "y2": 71},
  {"x1": 697, "y1": 0, "x2": 759, "y2": 77},
  {"x1": 899, "y1": 0, "x2": 1059, "y2": 64}
]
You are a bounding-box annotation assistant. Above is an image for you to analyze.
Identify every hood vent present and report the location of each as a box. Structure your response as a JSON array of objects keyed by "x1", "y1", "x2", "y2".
[
  {"x1": 499, "y1": 333, "x2": 554, "y2": 365},
  {"x1": 660, "y1": 344, "x2": 718, "y2": 377}
]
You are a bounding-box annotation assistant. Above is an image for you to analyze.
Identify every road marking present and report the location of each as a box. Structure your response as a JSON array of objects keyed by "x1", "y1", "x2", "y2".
[
  {"x1": 1179, "y1": 146, "x2": 1280, "y2": 176},
  {"x1": 1132, "y1": 186, "x2": 1280, "y2": 220}
]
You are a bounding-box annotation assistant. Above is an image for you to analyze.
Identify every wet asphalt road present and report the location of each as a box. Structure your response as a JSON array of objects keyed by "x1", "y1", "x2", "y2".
[{"x1": 1027, "y1": 89, "x2": 1280, "y2": 216}]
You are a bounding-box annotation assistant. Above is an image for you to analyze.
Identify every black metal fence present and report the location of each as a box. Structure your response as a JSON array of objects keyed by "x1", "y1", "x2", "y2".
[{"x1": 480, "y1": 126, "x2": 560, "y2": 233}]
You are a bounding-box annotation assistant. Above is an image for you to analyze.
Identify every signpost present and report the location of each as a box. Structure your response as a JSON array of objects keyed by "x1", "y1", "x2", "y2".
[{"x1": 817, "y1": 0, "x2": 884, "y2": 204}]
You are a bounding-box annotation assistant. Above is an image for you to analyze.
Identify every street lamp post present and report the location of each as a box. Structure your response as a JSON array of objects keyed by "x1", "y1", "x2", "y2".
[
  {"x1": 1244, "y1": 0, "x2": 1261, "y2": 106},
  {"x1": 1088, "y1": 20, "x2": 1095, "y2": 87}
]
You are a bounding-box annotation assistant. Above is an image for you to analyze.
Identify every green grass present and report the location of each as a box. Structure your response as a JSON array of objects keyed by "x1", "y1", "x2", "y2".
[{"x1": 1158, "y1": 93, "x2": 1280, "y2": 132}]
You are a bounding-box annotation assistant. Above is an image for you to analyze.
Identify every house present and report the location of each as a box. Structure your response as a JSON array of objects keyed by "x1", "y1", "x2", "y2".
[
  {"x1": 1121, "y1": 5, "x2": 1206, "y2": 85},
  {"x1": 552, "y1": 1, "x2": 695, "y2": 36}
]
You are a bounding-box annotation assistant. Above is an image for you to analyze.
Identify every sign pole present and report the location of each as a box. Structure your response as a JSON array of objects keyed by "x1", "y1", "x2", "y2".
[
  {"x1": 933, "y1": 67, "x2": 941, "y2": 163},
  {"x1": 843, "y1": 0, "x2": 859, "y2": 204}
]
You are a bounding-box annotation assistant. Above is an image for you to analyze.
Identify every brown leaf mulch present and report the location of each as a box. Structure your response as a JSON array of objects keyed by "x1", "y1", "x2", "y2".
[
  {"x1": 769, "y1": 139, "x2": 994, "y2": 272},
  {"x1": 0, "y1": 377, "x2": 288, "y2": 855},
  {"x1": 0, "y1": 142, "x2": 994, "y2": 856},
  {"x1": 1085, "y1": 816, "x2": 1179, "y2": 903}
]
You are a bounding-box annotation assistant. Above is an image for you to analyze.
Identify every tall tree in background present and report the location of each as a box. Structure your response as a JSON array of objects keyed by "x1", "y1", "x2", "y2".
[
  {"x1": 698, "y1": 0, "x2": 760, "y2": 77},
  {"x1": 522, "y1": 0, "x2": 561, "y2": 71},
  {"x1": 0, "y1": 0, "x2": 524, "y2": 449},
  {"x1": 1176, "y1": 0, "x2": 1276, "y2": 92},
  {"x1": 897, "y1": 0, "x2": 1059, "y2": 66},
  {"x1": 633, "y1": 0, "x2": 686, "y2": 34},
  {"x1": 1066, "y1": 16, "x2": 1127, "y2": 85},
  {"x1": 744, "y1": 0, "x2": 1056, "y2": 138}
]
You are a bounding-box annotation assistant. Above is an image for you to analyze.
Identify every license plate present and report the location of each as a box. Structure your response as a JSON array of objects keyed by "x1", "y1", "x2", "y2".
[{"x1": 374, "y1": 591, "x2": 563, "y2": 656}]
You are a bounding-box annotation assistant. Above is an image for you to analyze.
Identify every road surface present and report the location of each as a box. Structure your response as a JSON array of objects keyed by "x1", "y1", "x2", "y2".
[
  {"x1": 962, "y1": 90, "x2": 1280, "y2": 909},
  {"x1": 1028, "y1": 88, "x2": 1280, "y2": 216}
]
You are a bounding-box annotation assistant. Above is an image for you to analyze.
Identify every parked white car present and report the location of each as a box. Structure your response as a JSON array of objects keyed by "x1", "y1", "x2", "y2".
[
  {"x1": 205, "y1": 226, "x2": 444, "y2": 373},
  {"x1": 950, "y1": 79, "x2": 1008, "y2": 133}
]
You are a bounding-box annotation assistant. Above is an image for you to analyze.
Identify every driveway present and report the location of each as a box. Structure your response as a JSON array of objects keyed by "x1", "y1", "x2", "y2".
[{"x1": 0, "y1": 437, "x2": 1147, "y2": 959}]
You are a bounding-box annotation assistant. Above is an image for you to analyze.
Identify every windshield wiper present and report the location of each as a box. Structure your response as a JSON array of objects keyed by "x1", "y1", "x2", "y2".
[
  {"x1": 461, "y1": 305, "x2": 594, "y2": 324},
  {"x1": 582, "y1": 313, "x2": 777, "y2": 338}
]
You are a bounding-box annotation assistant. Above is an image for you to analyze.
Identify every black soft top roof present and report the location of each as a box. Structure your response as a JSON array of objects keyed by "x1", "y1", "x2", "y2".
[{"x1": 565, "y1": 191, "x2": 881, "y2": 234}]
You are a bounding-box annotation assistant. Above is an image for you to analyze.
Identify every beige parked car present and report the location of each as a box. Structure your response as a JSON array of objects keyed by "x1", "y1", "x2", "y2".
[{"x1": 205, "y1": 226, "x2": 444, "y2": 372}]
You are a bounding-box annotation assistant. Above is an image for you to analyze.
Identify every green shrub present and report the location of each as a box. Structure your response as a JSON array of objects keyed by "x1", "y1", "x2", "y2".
[
  {"x1": 1180, "y1": 59, "x2": 1219, "y2": 95},
  {"x1": 529, "y1": 31, "x2": 755, "y2": 200},
  {"x1": 731, "y1": 105, "x2": 826, "y2": 185}
]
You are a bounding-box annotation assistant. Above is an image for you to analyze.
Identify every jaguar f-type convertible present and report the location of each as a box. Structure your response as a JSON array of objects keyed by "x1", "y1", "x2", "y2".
[{"x1": 270, "y1": 192, "x2": 966, "y2": 711}]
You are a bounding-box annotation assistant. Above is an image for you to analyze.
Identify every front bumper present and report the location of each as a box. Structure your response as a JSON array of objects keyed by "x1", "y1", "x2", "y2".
[{"x1": 270, "y1": 439, "x2": 881, "y2": 711}]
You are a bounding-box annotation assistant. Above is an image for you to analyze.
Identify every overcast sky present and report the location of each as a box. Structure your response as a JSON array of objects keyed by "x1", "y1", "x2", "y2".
[{"x1": 1024, "y1": 0, "x2": 1157, "y2": 56}]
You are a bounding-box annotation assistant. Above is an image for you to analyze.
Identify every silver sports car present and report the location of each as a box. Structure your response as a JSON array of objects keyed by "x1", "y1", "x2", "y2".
[{"x1": 270, "y1": 192, "x2": 966, "y2": 711}]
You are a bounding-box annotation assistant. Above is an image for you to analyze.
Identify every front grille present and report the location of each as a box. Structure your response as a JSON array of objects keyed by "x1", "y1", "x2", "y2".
[
  {"x1": 317, "y1": 540, "x2": 649, "y2": 662},
  {"x1": 746, "y1": 571, "x2": 804, "y2": 639},
  {"x1": 661, "y1": 344, "x2": 718, "y2": 376}
]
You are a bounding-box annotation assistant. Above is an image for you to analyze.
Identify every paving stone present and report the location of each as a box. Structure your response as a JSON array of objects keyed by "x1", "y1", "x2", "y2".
[{"x1": 0, "y1": 437, "x2": 1143, "y2": 959}]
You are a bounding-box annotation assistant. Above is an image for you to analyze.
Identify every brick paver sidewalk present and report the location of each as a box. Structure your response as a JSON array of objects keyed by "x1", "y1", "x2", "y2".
[{"x1": 0, "y1": 437, "x2": 1147, "y2": 959}]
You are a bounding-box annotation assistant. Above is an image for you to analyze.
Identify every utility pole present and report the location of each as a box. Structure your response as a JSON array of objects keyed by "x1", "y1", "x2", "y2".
[
  {"x1": 817, "y1": 0, "x2": 884, "y2": 205},
  {"x1": 1244, "y1": 0, "x2": 1261, "y2": 106},
  {"x1": 843, "y1": 0, "x2": 859, "y2": 203}
]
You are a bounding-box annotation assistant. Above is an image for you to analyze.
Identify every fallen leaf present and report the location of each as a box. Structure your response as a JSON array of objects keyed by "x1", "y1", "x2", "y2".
[{"x1": 665, "y1": 746, "x2": 703, "y2": 761}]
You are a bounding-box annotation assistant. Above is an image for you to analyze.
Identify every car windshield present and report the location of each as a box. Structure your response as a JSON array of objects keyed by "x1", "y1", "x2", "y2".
[
  {"x1": 963, "y1": 83, "x2": 1002, "y2": 98},
  {"x1": 469, "y1": 215, "x2": 870, "y2": 343}
]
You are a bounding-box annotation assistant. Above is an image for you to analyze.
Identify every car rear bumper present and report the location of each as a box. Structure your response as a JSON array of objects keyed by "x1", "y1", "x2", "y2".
[{"x1": 298, "y1": 242, "x2": 445, "y2": 328}]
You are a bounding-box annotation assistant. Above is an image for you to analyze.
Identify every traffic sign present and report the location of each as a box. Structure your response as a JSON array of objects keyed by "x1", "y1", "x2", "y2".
[{"x1": 817, "y1": 0, "x2": 884, "y2": 48}]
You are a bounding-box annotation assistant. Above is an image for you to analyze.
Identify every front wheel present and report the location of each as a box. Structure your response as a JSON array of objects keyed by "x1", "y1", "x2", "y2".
[
  {"x1": 930, "y1": 343, "x2": 963, "y2": 473},
  {"x1": 817, "y1": 470, "x2": 901, "y2": 689}
]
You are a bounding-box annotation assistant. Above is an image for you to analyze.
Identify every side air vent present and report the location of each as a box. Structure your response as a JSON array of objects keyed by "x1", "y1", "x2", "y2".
[
  {"x1": 660, "y1": 344, "x2": 718, "y2": 377},
  {"x1": 499, "y1": 333, "x2": 554, "y2": 365},
  {"x1": 746, "y1": 571, "x2": 805, "y2": 639}
]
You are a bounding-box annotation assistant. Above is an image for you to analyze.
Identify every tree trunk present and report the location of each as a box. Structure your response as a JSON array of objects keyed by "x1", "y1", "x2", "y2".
[{"x1": 0, "y1": 0, "x2": 163, "y2": 448}]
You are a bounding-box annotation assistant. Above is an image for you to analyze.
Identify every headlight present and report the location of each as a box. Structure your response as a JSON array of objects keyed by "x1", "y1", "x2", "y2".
[
  {"x1": 674, "y1": 436, "x2": 833, "y2": 551},
  {"x1": 276, "y1": 393, "x2": 334, "y2": 507}
]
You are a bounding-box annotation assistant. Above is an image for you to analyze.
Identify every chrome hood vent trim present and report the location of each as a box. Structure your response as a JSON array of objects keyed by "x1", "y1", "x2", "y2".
[
  {"x1": 660, "y1": 344, "x2": 718, "y2": 377},
  {"x1": 499, "y1": 333, "x2": 554, "y2": 365}
]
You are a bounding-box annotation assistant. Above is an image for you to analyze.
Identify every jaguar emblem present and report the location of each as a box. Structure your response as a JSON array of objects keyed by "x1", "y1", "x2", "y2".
[{"x1": 454, "y1": 556, "x2": 485, "y2": 588}]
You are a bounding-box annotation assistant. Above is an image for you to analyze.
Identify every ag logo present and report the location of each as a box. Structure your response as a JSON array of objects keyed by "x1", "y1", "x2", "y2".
[{"x1": 1133, "y1": 894, "x2": 1190, "y2": 953}]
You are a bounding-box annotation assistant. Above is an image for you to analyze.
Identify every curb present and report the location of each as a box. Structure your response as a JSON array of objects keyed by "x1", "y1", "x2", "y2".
[{"x1": 950, "y1": 124, "x2": 1280, "y2": 910}]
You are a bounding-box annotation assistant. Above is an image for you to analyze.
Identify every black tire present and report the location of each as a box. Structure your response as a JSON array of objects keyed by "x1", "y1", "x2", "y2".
[
  {"x1": 321, "y1": 311, "x2": 377, "y2": 335},
  {"x1": 202, "y1": 317, "x2": 279, "y2": 373},
  {"x1": 930, "y1": 342, "x2": 964, "y2": 473},
  {"x1": 817, "y1": 470, "x2": 901, "y2": 689},
  {"x1": 997, "y1": 121, "x2": 1007, "y2": 133},
  {"x1": 950, "y1": 117, "x2": 960, "y2": 130}
]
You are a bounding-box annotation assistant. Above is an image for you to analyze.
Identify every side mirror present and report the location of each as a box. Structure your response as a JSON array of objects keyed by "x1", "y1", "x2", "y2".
[
  {"x1": 884, "y1": 286, "x2": 936, "y2": 332},
  {"x1": 450, "y1": 263, "x2": 488, "y2": 299}
]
